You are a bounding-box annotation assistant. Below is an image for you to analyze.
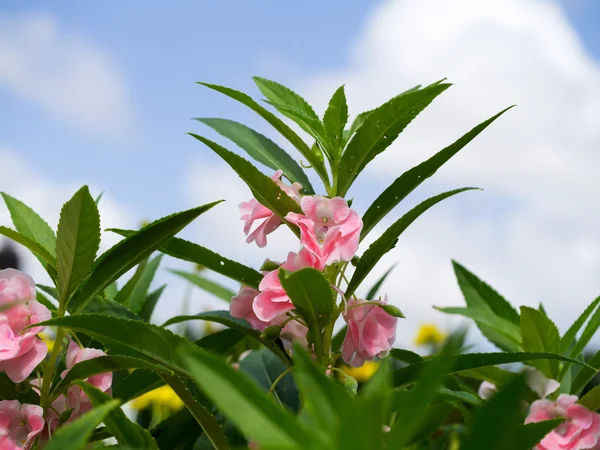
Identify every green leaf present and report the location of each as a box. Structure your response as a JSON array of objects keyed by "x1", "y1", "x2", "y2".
[
  {"x1": 196, "y1": 118, "x2": 314, "y2": 194},
  {"x1": 163, "y1": 310, "x2": 259, "y2": 338},
  {"x1": 392, "y1": 352, "x2": 593, "y2": 388},
  {"x1": 520, "y1": 306, "x2": 561, "y2": 378},
  {"x1": 453, "y1": 261, "x2": 520, "y2": 324},
  {"x1": 1, "y1": 192, "x2": 56, "y2": 256},
  {"x1": 337, "y1": 83, "x2": 451, "y2": 196},
  {"x1": 509, "y1": 420, "x2": 565, "y2": 450},
  {"x1": 43, "y1": 399, "x2": 120, "y2": 450},
  {"x1": 114, "y1": 259, "x2": 148, "y2": 305},
  {"x1": 331, "y1": 326, "x2": 347, "y2": 353},
  {"x1": 180, "y1": 343, "x2": 317, "y2": 449},
  {"x1": 387, "y1": 338, "x2": 459, "y2": 448},
  {"x1": 389, "y1": 348, "x2": 423, "y2": 364},
  {"x1": 578, "y1": 385, "x2": 600, "y2": 411},
  {"x1": 360, "y1": 107, "x2": 513, "y2": 238},
  {"x1": 113, "y1": 369, "x2": 164, "y2": 403},
  {"x1": 279, "y1": 267, "x2": 334, "y2": 332},
  {"x1": 571, "y1": 350, "x2": 600, "y2": 395},
  {"x1": 461, "y1": 374, "x2": 529, "y2": 450},
  {"x1": 195, "y1": 328, "x2": 245, "y2": 355},
  {"x1": 51, "y1": 355, "x2": 170, "y2": 399},
  {"x1": 151, "y1": 409, "x2": 201, "y2": 450},
  {"x1": 139, "y1": 285, "x2": 166, "y2": 322},
  {"x1": 366, "y1": 263, "x2": 397, "y2": 300},
  {"x1": 239, "y1": 348, "x2": 300, "y2": 413},
  {"x1": 323, "y1": 85, "x2": 348, "y2": 157},
  {"x1": 82, "y1": 297, "x2": 142, "y2": 320},
  {"x1": 198, "y1": 82, "x2": 328, "y2": 184},
  {"x1": 560, "y1": 296, "x2": 600, "y2": 354},
  {"x1": 36, "y1": 290, "x2": 57, "y2": 311},
  {"x1": 109, "y1": 231, "x2": 262, "y2": 288},
  {"x1": 346, "y1": 188, "x2": 477, "y2": 298},
  {"x1": 0, "y1": 226, "x2": 56, "y2": 269},
  {"x1": 77, "y1": 381, "x2": 159, "y2": 449},
  {"x1": 436, "y1": 306, "x2": 522, "y2": 351},
  {"x1": 169, "y1": 269, "x2": 236, "y2": 303},
  {"x1": 126, "y1": 254, "x2": 163, "y2": 313},
  {"x1": 69, "y1": 202, "x2": 221, "y2": 312},
  {"x1": 189, "y1": 134, "x2": 301, "y2": 229},
  {"x1": 57, "y1": 186, "x2": 101, "y2": 304}
]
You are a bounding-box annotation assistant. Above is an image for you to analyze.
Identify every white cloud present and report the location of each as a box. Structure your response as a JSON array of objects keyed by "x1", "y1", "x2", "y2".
[
  {"x1": 186, "y1": 0, "x2": 600, "y2": 350},
  {"x1": 0, "y1": 148, "x2": 136, "y2": 284},
  {"x1": 0, "y1": 13, "x2": 134, "y2": 138}
]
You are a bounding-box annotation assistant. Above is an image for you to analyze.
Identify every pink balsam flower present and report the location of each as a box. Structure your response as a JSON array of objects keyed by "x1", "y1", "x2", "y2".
[
  {"x1": 253, "y1": 249, "x2": 319, "y2": 322},
  {"x1": 0, "y1": 269, "x2": 50, "y2": 383},
  {"x1": 0, "y1": 400, "x2": 44, "y2": 450},
  {"x1": 342, "y1": 297, "x2": 398, "y2": 368},
  {"x1": 62, "y1": 341, "x2": 112, "y2": 414},
  {"x1": 526, "y1": 394, "x2": 600, "y2": 450},
  {"x1": 239, "y1": 170, "x2": 302, "y2": 248},
  {"x1": 230, "y1": 286, "x2": 269, "y2": 331},
  {"x1": 286, "y1": 196, "x2": 362, "y2": 268}
]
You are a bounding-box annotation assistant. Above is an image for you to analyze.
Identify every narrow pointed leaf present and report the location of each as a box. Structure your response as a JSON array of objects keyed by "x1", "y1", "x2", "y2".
[
  {"x1": 338, "y1": 83, "x2": 451, "y2": 195},
  {"x1": 361, "y1": 107, "x2": 513, "y2": 238},
  {"x1": 520, "y1": 306, "x2": 560, "y2": 378},
  {"x1": 43, "y1": 399, "x2": 120, "y2": 450},
  {"x1": 366, "y1": 263, "x2": 397, "y2": 300},
  {"x1": 1, "y1": 192, "x2": 56, "y2": 256},
  {"x1": 571, "y1": 350, "x2": 600, "y2": 395},
  {"x1": 346, "y1": 188, "x2": 477, "y2": 298},
  {"x1": 139, "y1": 285, "x2": 166, "y2": 322},
  {"x1": 126, "y1": 254, "x2": 163, "y2": 313},
  {"x1": 198, "y1": 82, "x2": 328, "y2": 182},
  {"x1": 561, "y1": 296, "x2": 600, "y2": 354},
  {"x1": 77, "y1": 381, "x2": 159, "y2": 449},
  {"x1": 392, "y1": 352, "x2": 594, "y2": 387},
  {"x1": 114, "y1": 259, "x2": 148, "y2": 305},
  {"x1": 196, "y1": 118, "x2": 314, "y2": 193},
  {"x1": 323, "y1": 85, "x2": 348, "y2": 157},
  {"x1": 69, "y1": 202, "x2": 221, "y2": 312},
  {"x1": 169, "y1": 269, "x2": 236, "y2": 303},
  {"x1": 109, "y1": 230, "x2": 262, "y2": 288},
  {"x1": 0, "y1": 226, "x2": 56, "y2": 268},
  {"x1": 578, "y1": 385, "x2": 600, "y2": 411}
]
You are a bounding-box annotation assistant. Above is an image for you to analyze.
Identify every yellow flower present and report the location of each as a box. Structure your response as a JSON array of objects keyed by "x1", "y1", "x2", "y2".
[
  {"x1": 341, "y1": 361, "x2": 379, "y2": 382},
  {"x1": 38, "y1": 333, "x2": 54, "y2": 352},
  {"x1": 414, "y1": 323, "x2": 446, "y2": 346},
  {"x1": 130, "y1": 385, "x2": 183, "y2": 411}
]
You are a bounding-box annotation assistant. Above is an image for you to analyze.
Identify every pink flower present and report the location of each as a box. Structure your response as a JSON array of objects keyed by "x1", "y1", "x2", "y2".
[
  {"x1": 526, "y1": 394, "x2": 600, "y2": 450},
  {"x1": 0, "y1": 269, "x2": 50, "y2": 383},
  {"x1": 239, "y1": 170, "x2": 302, "y2": 248},
  {"x1": 525, "y1": 368, "x2": 560, "y2": 399},
  {"x1": 230, "y1": 286, "x2": 269, "y2": 331},
  {"x1": 342, "y1": 297, "x2": 398, "y2": 367},
  {"x1": 0, "y1": 400, "x2": 44, "y2": 450},
  {"x1": 61, "y1": 341, "x2": 112, "y2": 413},
  {"x1": 253, "y1": 249, "x2": 319, "y2": 322},
  {"x1": 286, "y1": 196, "x2": 362, "y2": 268}
]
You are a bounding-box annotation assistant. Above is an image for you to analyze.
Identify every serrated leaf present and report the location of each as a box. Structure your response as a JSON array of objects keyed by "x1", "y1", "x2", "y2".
[
  {"x1": 198, "y1": 82, "x2": 328, "y2": 183},
  {"x1": 1, "y1": 192, "x2": 56, "y2": 256},
  {"x1": 337, "y1": 83, "x2": 450, "y2": 195},
  {"x1": 196, "y1": 118, "x2": 314, "y2": 194},
  {"x1": 163, "y1": 310, "x2": 259, "y2": 337},
  {"x1": 126, "y1": 254, "x2": 162, "y2": 313},
  {"x1": 323, "y1": 85, "x2": 348, "y2": 158},
  {"x1": 366, "y1": 263, "x2": 397, "y2": 300},
  {"x1": 520, "y1": 306, "x2": 560, "y2": 378},
  {"x1": 78, "y1": 381, "x2": 159, "y2": 449},
  {"x1": 57, "y1": 186, "x2": 101, "y2": 304},
  {"x1": 346, "y1": 188, "x2": 477, "y2": 298},
  {"x1": 43, "y1": 399, "x2": 120, "y2": 450},
  {"x1": 279, "y1": 267, "x2": 334, "y2": 333},
  {"x1": 361, "y1": 107, "x2": 513, "y2": 238},
  {"x1": 195, "y1": 328, "x2": 245, "y2": 355},
  {"x1": 82, "y1": 297, "x2": 142, "y2": 320},
  {"x1": 0, "y1": 226, "x2": 56, "y2": 269},
  {"x1": 169, "y1": 269, "x2": 236, "y2": 303},
  {"x1": 189, "y1": 134, "x2": 301, "y2": 231},
  {"x1": 180, "y1": 343, "x2": 317, "y2": 449},
  {"x1": 69, "y1": 202, "x2": 221, "y2": 312},
  {"x1": 113, "y1": 369, "x2": 164, "y2": 403},
  {"x1": 560, "y1": 296, "x2": 600, "y2": 354},
  {"x1": 109, "y1": 230, "x2": 262, "y2": 288},
  {"x1": 392, "y1": 352, "x2": 593, "y2": 388},
  {"x1": 114, "y1": 258, "x2": 148, "y2": 305}
]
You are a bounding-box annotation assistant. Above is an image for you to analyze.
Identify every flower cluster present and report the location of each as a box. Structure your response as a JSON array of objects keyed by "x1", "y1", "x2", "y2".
[
  {"x1": 231, "y1": 170, "x2": 399, "y2": 366},
  {"x1": 479, "y1": 369, "x2": 600, "y2": 450},
  {"x1": 0, "y1": 269, "x2": 113, "y2": 449}
]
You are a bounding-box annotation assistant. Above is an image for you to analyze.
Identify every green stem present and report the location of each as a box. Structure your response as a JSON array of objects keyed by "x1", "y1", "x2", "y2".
[
  {"x1": 162, "y1": 374, "x2": 230, "y2": 450},
  {"x1": 268, "y1": 367, "x2": 295, "y2": 395},
  {"x1": 40, "y1": 305, "x2": 66, "y2": 409}
]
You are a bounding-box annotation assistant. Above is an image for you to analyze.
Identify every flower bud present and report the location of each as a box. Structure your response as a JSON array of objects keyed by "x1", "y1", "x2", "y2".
[
  {"x1": 260, "y1": 260, "x2": 281, "y2": 272},
  {"x1": 382, "y1": 304, "x2": 405, "y2": 318},
  {"x1": 260, "y1": 325, "x2": 282, "y2": 341}
]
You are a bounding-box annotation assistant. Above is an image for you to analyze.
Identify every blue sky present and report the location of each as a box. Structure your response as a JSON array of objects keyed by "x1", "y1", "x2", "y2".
[{"x1": 2, "y1": 0, "x2": 600, "y2": 346}]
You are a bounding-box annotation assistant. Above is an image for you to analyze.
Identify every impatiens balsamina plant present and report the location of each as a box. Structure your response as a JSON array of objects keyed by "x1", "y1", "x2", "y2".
[{"x1": 0, "y1": 77, "x2": 598, "y2": 450}]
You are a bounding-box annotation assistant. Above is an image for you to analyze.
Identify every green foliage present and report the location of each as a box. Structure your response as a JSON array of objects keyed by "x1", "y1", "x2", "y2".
[
  {"x1": 169, "y1": 269, "x2": 236, "y2": 303},
  {"x1": 520, "y1": 306, "x2": 561, "y2": 378}
]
